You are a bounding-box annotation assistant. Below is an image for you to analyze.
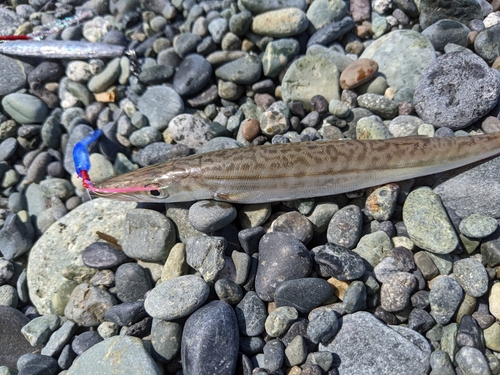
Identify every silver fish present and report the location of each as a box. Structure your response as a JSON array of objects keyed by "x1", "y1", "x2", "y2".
[{"x1": 0, "y1": 40, "x2": 126, "y2": 59}]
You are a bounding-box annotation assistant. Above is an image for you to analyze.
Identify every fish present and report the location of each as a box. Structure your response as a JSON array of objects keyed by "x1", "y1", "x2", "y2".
[
  {"x1": 0, "y1": 40, "x2": 125, "y2": 59},
  {"x1": 88, "y1": 132, "x2": 500, "y2": 204}
]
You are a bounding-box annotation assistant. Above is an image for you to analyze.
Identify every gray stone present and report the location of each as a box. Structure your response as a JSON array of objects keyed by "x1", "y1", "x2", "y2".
[
  {"x1": 459, "y1": 214, "x2": 498, "y2": 238},
  {"x1": 0, "y1": 213, "x2": 33, "y2": 260},
  {"x1": 429, "y1": 276, "x2": 463, "y2": 325},
  {"x1": 235, "y1": 291, "x2": 267, "y2": 336},
  {"x1": 151, "y1": 320, "x2": 181, "y2": 362},
  {"x1": 419, "y1": 0, "x2": 483, "y2": 29},
  {"x1": 343, "y1": 280, "x2": 367, "y2": 313},
  {"x1": 41, "y1": 320, "x2": 77, "y2": 357},
  {"x1": 360, "y1": 30, "x2": 435, "y2": 91},
  {"x1": 422, "y1": 19, "x2": 470, "y2": 52},
  {"x1": 403, "y1": 187, "x2": 458, "y2": 254},
  {"x1": 167, "y1": 113, "x2": 213, "y2": 151},
  {"x1": 188, "y1": 200, "x2": 237, "y2": 233},
  {"x1": 380, "y1": 272, "x2": 417, "y2": 312},
  {"x1": 87, "y1": 58, "x2": 121, "y2": 92},
  {"x1": 66, "y1": 336, "x2": 161, "y2": 375},
  {"x1": 173, "y1": 54, "x2": 212, "y2": 96},
  {"x1": 357, "y1": 93, "x2": 398, "y2": 119},
  {"x1": 282, "y1": 55, "x2": 340, "y2": 111},
  {"x1": 274, "y1": 278, "x2": 332, "y2": 313},
  {"x1": 27, "y1": 199, "x2": 137, "y2": 315},
  {"x1": 327, "y1": 205, "x2": 363, "y2": 249},
  {"x1": 414, "y1": 52, "x2": 500, "y2": 130},
  {"x1": 388, "y1": 115, "x2": 423, "y2": 137},
  {"x1": 319, "y1": 311, "x2": 430, "y2": 375},
  {"x1": 453, "y1": 258, "x2": 489, "y2": 297},
  {"x1": 429, "y1": 350, "x2": 455, "y2": 375},
  {"x1": 215, "y1": 54, "x2": 262, "y2": 84},
  {"x1": 137, "y1": 86, "x2": 184, "y2": 131},
  {"x1": 0, "y1": 55, "x2": 26, "y2": 96},
  {"x1": 208, "y1": 18, "x2": 228, "y2": 43},
  {"x1": 306, "y1": 45, "x2": 354, "y2": 72},
  {"x1": 306, "y1": 0, "x2": 348, "y2": 30},
  {"x1": 262, "y1": 39, "x2": 300, "y2": 78},
  {"x1": 356, "y1": 116, "x2": 391, "y2": 140},
  {"x1": 21, "y1": 314, "x2": 60, "y2": 347},
  {"x1": 255, "y1": 232, "x2": 312, "y2": 301},
  {"x1": 307, "y1": 16, "x2": 355, "y2": 48},
  {"x1": 1, "y1": 93, "x2": 49, "y2": 124},
  {"x1": 145, "y1": 275, "x2": 209, "y2": 320},
  {"x1": 265, "y1": 306, "x2": 299, "y2": 337},
  {"x1": 314, "y1": 243, "x2": 366, "y2": 280},
  {"x1": 307, "y1": 307, "x2": 339, "y2": 344},
  {"x1": 240, "y1": 0, "x2": 306, "y2": 13},
  {"x1": 214, "y1": 278, "x2": 243, "y2": 305},
  {"x1": 114, "y1": 263, "x2": 152, "y2": 302},
  {"x1": 122, "y1": 209, "x2": 175, "y2": 262},
  {"x1": 474, "y1": 24, "x2": 500, "y2": 65},
  {"x1": 185, "y1": 236, "x2": 226, "y2": 282},
  {"x1": 181, "y1": 301, "x2": 239, "y2": 375},
  {"x1": 353, "y1": 231, "x2": 393, "y2": 269},
  {"x1": 455, "y1": 346, "x2": 491, "y2": 375}
]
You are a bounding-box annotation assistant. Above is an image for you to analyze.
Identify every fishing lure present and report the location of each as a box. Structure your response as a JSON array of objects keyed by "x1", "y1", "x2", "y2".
[{"x1": 73, "y1": 129, "x2": 102, "y2": 189}]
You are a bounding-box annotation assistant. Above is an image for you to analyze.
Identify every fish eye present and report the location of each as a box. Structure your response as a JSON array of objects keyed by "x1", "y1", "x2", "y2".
[{"x1": 144, "y1": 184, "x2": 169, "y2": 199}]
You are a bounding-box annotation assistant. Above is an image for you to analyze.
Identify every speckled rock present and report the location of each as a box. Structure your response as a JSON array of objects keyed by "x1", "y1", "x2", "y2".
[
  {"x1": 453, "y1": 258, "x2": 489, "y2": 297},
  {"x1": 327, "y1": 205, "x2": 363, "y2": 250},
  {"x1": 314, "y1": 243, "x2": 366, "y2": 280},
  {"x1": 167, "y1": 114, "x2": 213, "y2": 151},
  {"x1": 430, "y1": 276, "x2": 464, "y2": 325},
  {"x1": 459, "y1": 214, "x2": 498, "y2": 238}
]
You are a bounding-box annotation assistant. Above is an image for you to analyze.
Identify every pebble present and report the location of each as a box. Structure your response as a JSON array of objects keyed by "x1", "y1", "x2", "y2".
[
  {"x1": 429, "y1": 350, "x2": 456, "y2": 375},
  {"x1": 307, "y1": 307, "x2": 339, "y2": 344},
  {"x1": 20, "y1": 314, "x2": 60, "y2": 347},
  {"x1": 0, "y1": 213, "x2": 33, "y2": 260},
  {"x1": 357, "y1": 93, "x2": 398, "y2": 119},
  {"x1": 185, "y1": 236, "x2": 226, "y2": 282},
  {"x1": 215, "y1": 278, "x2": 243, "y2": 305},
  {"x1": 388, "y1": 115, "x2": 422, "y2": 137},
  {"x1": 409, "y1": 308, "x2": 436, "y2": 333},
  {"x1": 0, "y1": 138, "x2": 17, "y2": 162},
  {"x1": 104, "y1": 301, "x2": 146, "y2": 327},
  {"x1": 422, "y1": 19, "x2": 470, "y2": 52},
  {"x1": 307, "y1": 16, "x2": 355, "y2": 47},
  {"x1": 265, "y1": 306, "x2": 299, "y2": 337},
  {"x1": 181, "y1": 301, "x2": 239, "y2": 375},
  {"x1": 145, "y1": 275, "x2": 209, "y2": 320},
  {"x1": 403, "y1": 187, "x2": 458, "y2": 254},
  {"x1": 255, "y1": 232, "x2": 312, "y2": 301},
  {"x1": 414, "y1": 251, "x2": 440, "y2": 280},
  {"x1": 262, "y1": 39, "x2": 300, "y2": 78},
  {"x1": 339, "y1": 58, "x2": 378, "y2": 89},
  {"x1": 0, "y1": 55, "x2": 26, "y2": 96},
  {"x1": 414, "y1": 51, "x2": 500, "y2": 130},
  {"x1": 251, "y1": 8, "x2": 309, "y2": 37},
  {"x1": 274, "y1": 278, "x2": 332, "y2": 313},
  {"x1": 284, "y1": 335, "x2": 307, "y2": 366},
  {"x1": 64, "y1": 284, "x2": 117, "y2": 327},
  {"x1": 17, "y1": 353, "x2": 58, "y2": 375},
  {"x1": 41, "y1": 320, "x2": 77, "y2": 357},
  {"x1": 235, "y1": 291, "x2": 267, "y2": 336},
  {"x1": 174, "y1": 33, "x2": 201, "y2": 57},
  {"x1": 327, "y1": 205, "x2": 362, "y2": 249},
  {"x1": 418, "y1": 0, "x2": 482, "y2": 29},
  {"x1": 453, "y1": 258, "x2": 489, "y2": 297},
  {"x1": 270, "y1": 211, "x2": 313, "y2": 244},
  {"x1": 188, "y1": 200, "x2": 237, "y2": 233},
  {"x1": 373, "y1": 257, "x2": 400, "y2": 283},
  {"x1": 343, "y1": 280, "x2": 367, "y2": 313},
  {"x1": 81, "y1": 242, "x2": 129, "y2": 269},
  {"x1": 173, "y1": 54, "x2": 212, "y2": 96},
  {"x1": 167, "y1": 113, "x2": 213, "y2": 151},
  {"x1": 282, "y1": 55, "x2": 340, "y2": 111},
  {"x1": 87, "y1": 58, "x2": 120, "y2": 92},
  {"x1": 459, "y1": 213, "x2": 498, "y2": 238},
  {"x1": 114, "y1": 263, "x2": 152, "y2": 303},
  {"x1": 475, "y1": 23, "x2": 500, "y2": 64},
  {"x1": 71, "y1": 331, "x2": 103, "y2": 356},
  {"x1": 319, "y1": 311, "x2": 430, "y2": 374},
  {"x1": 215, "y1": 54, "x2": 262, "y2": 84},
  {"x1": 314, "y1": 243, "x2": 366, "y2": 280},
  {"x1": 1, "y1": 93, "x2": 49, "y2": 124},
  {"x1": 66, "y1": 336, "x2": 161, "y2": 375},
  {"x1": 429, "y1": 276, "x2": 464, "y2": 325},
  {"x1": 307, "y1": 0, "x2": 348, "y2": 30},
  {"x1": 356, "y1": 115, "x2": 391, "y2": 140},
  {"x1": 137, "y1": 86, "x2": 184, "y2": 131},
  {"x1": 455, "y1": 346, "x2": 491, "y2": 375},
  {"x1": 151, "y1": 320, "x2": 181, "y2": 362},
  {"x1": 380, "y1": 272, "x2": 417, "y2": 312},
  {"x1": 353, "y1": 230, "x2": 393, "y2": 269}
]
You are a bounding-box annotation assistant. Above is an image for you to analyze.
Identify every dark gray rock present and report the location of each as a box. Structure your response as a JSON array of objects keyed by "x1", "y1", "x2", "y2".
[
  {"x1": 343, "y1": 280, "x2": 367, "y2": 313},
  {"x1": 173, "y1": 54, "x2": 212, "y2": 96},
  {"x1": 411, "y1": 290, "x2": 430, "y2": 309},
  {"x1": 239, "y1": 226, "x2": 266, "y2": 256},
  {"x1": 114, "y1": 263, "x2": 153, "y2": 303},
  {"x1": 418, "y1": 0, "x2": 482, "y2": 29},
  {"x1": 474, "y1": 23, "x2": 500, "y2": 64},
  {"x1": 274, "y1": 278, "x2": 332, "y2": 313},
  {"x1": 255, "y1": 232, "x2": 312, "y2": 301},
  {"x1": 408, "y1": 308, "x2": 436, "y2": 333},
  {"x1": 314, "y1": 243, "x2": 366, "y2": 280},
  {"x1": 104, "y1": 301, "x2": 147, "y2": 326},
  {"x1": 71, "y1": 331, "x2": 103, "y2": 356},
  {"x1": 421, "y1": 19, "x2": 470, "y2": 52},
  {"x1": 239, "y1": 336, "x2": 265, "y2": 356},
  {"x1": 455, "y1": 346, "x2": 490, "y2": 375},
  {"x1": 0, "y1": 306, "x2": 42, "y2": 368},
  {"x1": 58, "y1": 344, "x2": 76, "y2": 370},
  {"x1": 414, "y1": 51, "x2": 500, "y2": 130},
  {"x1": 17, "y1": 353, "x2": 58, "y2": 375},
  {"x1": 429, "y1": 276, "x2": 463, "y2": 325},
  {"x1": 214, "y1": 278, "x2": 243, "y2": 305},
  {"x1": 307, "y1": 16, "x2": 355, "y2": 48},
  {"x1": 327, "y1": 205, "x2": 363, "y2": 249},
  {"x1": 235, "y1": 291, "x2": 267, "y2": 336},
  {"x1": 144, "y1": 275, "x2": 209, "y2": 320},
  {"x1": 319, "y1": 311, "x2": 431, "y2": 374},
  {"x1": 0, "y1": 213, "x2": 33, "y2": 260},
  {"x1": 181, "y1": 301, "x2": 239, "y2": 375},
  {"x1": 456, "y1": 315, "x2": 484, "y2": 351},
  {"x1": 151, "y1": 320, "x2": 181, "y2": 362},
  {"x1": 0, "y1": 137, "x2": 17, "y2": 162},
  {"x1": 215, "y1": 54, "x2": 262, "y2": 84},
  {"x1": 429, "y1": 350, "x2": 455, "y2": 375},
  {"x1": 307, "y1": 307, "x2": 339, "y2": 344},
  {"x1": 82, "y1": 242, "x2": 130, "y2": 269}
]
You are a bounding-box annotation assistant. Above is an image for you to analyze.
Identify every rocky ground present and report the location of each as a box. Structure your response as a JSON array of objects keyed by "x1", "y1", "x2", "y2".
[{"x1": 1, "y1": 0, "x2": 500, "y2": 374}]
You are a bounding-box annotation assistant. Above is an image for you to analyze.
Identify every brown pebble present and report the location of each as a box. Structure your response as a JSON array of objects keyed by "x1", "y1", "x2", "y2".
[
  {"x1": 492, "y1": 0, "x2": 500, "y2": 11},
  {"x1": 310, "y1": 95, "x2": 329, "y2": 113},
  {"x1": 354, "y1": 25, "x2": 370, "y2": 39},
  {"x1": 398, "y1": 102, "x2": 414, "y2": 116},
  {"x1": 350, "y1": 0, "x2": 371, "y2": 22},
  {"x1": 481, "y1": 116, "x2": 500, "y2": 134},
  {"x1": 467, "y1": 31, "x2": 478, "y2": 46},
  {"x1": 492, "y1": 56, "x2": 500, "y2": 71},
  {"x1": 254, "y1": 93, "x2": 275, "y2": 109},
  {"x1": 339, "y1": 58, "x2": 378, "y2": 90},
  {"x1": 241, "y1": 118, "x2": 261, "y2": 141}
]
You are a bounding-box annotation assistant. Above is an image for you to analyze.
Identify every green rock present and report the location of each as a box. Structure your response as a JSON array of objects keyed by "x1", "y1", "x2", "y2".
[
  {"x1": 306, "y1": 0, "x2": 348, "y2": 30},
  {"x1": 441, "y1": 322, "x2": 458, "y2": 362},
  {"x1": 328, "y1": 99, "x2": 350, "y2": 118},
  {"x1": 484, "y1": 322, "x2": 500, "y2": 352},
  {"x1": 282, "y1": 55, "x2": 340, "y2": 111},
  {"x1": 1, "y1": 93, "x2": 49, "y2": 124},
  {"x1": 66, "y1": 336, "x2": 161, "y2": 375},
  {"x1": 356, "y1": 75, "x2": 388, "y2": 95},
  {"x1": 403, "y1": 187, "x2": 458, "y2": 254},
  {"x1": 459, "y1": 213, "x2": 498, "y2": 238},
  {"x1": 306, "y1": 44, "x2": 354, "y2": 72},
  {"x1": 360, "y1": 30, "x2": 435, "y2": 91},
  {"x1": 357, "y1": 93, "x2": 398, "y2": 119},
  {"x1": 356, "y1": 115, "x2": 391, "y2": 140},
  {"x1": 353, "y1": 231, "x2": 393, "y2": 269},
  {"x1": 21, "y1": 314, "x2": 61, "y2": 346},
  {"x1": 215, "y1": 54, "x2": 262, "y2": 84},
  {"x1": 87, "y1": 57, "x2": 121, "y2": 92},
  {"x1": 262, "y1": 39, "x2": 300, "y2": 77}
]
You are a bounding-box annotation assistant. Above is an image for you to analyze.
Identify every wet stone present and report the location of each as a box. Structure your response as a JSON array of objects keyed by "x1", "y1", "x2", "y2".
[
  {"x1": 430, "y1": 276, "x2": 464, "y2": 325},
  {"x1": 114, "y1": 263, "x2": 153, "y2": 303},
  {"x1": 327, "y1": 205, "x2": 363, "y2": 249},
  {"x1": 255, "y1": 232, "x2": 312, "y2": 301},
  {"x1": 144, "y1": 275, "x2": 209, "y2": 320},
  {"x1": 274, "y1": 278, "x2": 332, "y2": 313},
  {"x1": 314, "y1": 243, "x2": 366, "y2": 280},
  {"x1": 81, "y1": 242, "x2": 129, "y2": 270},
  {"x1": 181, "y1": 301, "x2": 239, "y2": 375}
]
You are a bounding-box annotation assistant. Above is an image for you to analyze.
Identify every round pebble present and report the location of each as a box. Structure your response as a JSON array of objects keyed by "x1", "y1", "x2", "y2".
[
  {"x1": 327, "y1": 205, "x2": 363, "y2": 249},
  {"x1": 188, "y1": 200, "x2": 237, "y2": 233},
  {"x1": 459, "y1": 213, "x2": 498, "y2": 238},
  {"x1": 82, "y1": 242, "x2": 130, "y2": 270},
  {"x1": 453, "y1": 258, "x2": 489, "y2": 297},
  {"x1": 429, "y1": 276, "x2": 464, "y2": 325},
  {"x1": 380, "y1": 272, "x2": 417, "y2": 312},
  {"x1": 114, "y1": 263, "x2": 153, "y2": 303},
  {"x1": 173, "y1": 54, "x2": 212, "y2": 96},
  {"x1": 339, "y1": 58, "x2": 378, "y2": 89}
]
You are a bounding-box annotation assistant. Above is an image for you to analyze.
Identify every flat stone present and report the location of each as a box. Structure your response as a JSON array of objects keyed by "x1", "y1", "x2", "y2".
[
  {"x1": 82, "y1": 242, "x2": 130, "y2": 270},
  {"x1": 185, "y1": 236, "x2": 226, "y2": 282},
  {"x1": 144, "y1": 275, "x2": 209, "y2": 320},
  {"x1": 340, "y1": 58, "x2": 378, "y2": 90},
  {"x1": 240, "y1": 0, "x2": 306, "y2": 13},
  {"x1": 167, "y1": 113, "x2": 213, "y2": 151},
  {"x1": 319, "y1": 311, "x2": 430, "y2": 375},
  {"x1": 181, "y1": 301, "x2": 239, "y2": 375},
  {"x1": 414, "y1": 51, "x2": 500, "y2": 129},
  {"x1": 274, "y1": 278, "x2": 332, "y2": 313},
  {"x1": 251, "y1": 8, "x2": 309, "y2": 37},
  {"x1": 307, "y1": 16, "x2": 355, "y2": 48},
  {"x1": 360, "y1": 30, "x2": 435, "y2": 91},
  {"x1": 66, "y1": 336, "x2": 161, "y2": 375},
  {"x1": 137, "y1": 86, "x2": 184, "y2": 131},
  {"x1": 282, "y1": 55, "x2": 340, "y2": 111},
  {"x1": 1, "y1": 93, "x2": 49, "y2": 124},
  {"x1": 306, "y1": 0, "x2": 348, "y2": 30},
  {"x1": 215, "y1": 54, "x2": 262, "y2": 85},
  {"x1": 459, "y1": 213, "x2": 498, "y2": 238},
  {"x1": 430, "y1": 276, "x2": 464, "y2": 325},
  {"x1": 20, "y1": 314, "x2": 60, "y2": 347},
  {"x1": 421, "y1": 19, "x2": 470, "y2": 52},
  {"x1": 235, "y1": 291, "x2": 267, "y2": 336},
  {"x1": 188, "y1": 200, "x2": 237, "y2": 233},
  {"x1": 419, "y1": 0, "x2": 482, "y2": 29},
  {"x1": 403, "y1": 187, "x2": 458, "y2": 254}
]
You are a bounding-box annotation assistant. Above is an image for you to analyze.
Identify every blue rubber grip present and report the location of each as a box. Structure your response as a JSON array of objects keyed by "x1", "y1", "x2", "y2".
[{"x1": 73, "y1": 130, "x2": 102, "y2": 175}]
